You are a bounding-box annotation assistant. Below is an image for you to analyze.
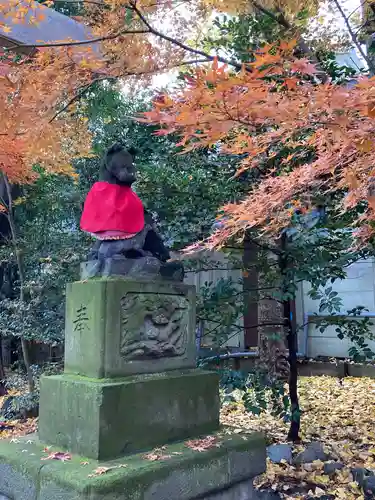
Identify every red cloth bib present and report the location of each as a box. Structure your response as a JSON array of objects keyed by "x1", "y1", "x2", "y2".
[{"x1": 80, "y1": 182, "x2": 145, "y2": 235}]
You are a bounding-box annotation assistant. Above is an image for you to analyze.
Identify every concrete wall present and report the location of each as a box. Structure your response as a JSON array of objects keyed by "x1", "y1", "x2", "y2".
[
  {"x1": 296, "y1": 258, "x2": 375, "y2": 358},
  {"x1": 184, "y1": 251, "x2": 244, "y2": 348}
]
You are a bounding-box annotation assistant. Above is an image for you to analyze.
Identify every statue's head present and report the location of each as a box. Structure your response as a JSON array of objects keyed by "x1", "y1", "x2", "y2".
[{"x1": 100, "y1": 143, "x2": 138, "y2": 186}]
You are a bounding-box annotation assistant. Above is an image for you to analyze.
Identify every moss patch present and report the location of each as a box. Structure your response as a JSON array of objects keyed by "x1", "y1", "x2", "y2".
[
  {"x1": 39, "y1": 370, "x2": 220, "y2": 460},
  {"x1": 0, "y1": 430, "x2": 266, "y2": 500}
]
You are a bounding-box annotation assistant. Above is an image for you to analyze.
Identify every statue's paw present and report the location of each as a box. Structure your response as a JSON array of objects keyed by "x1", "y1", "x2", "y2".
[{"x1": 160, "y1": 262, "x2": 185, "y2": 282}]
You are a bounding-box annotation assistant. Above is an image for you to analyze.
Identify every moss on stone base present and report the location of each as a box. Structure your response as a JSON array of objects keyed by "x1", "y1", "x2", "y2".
[
  {"x1": 0, "y1": 429, "x2": 266, "y2": 500},
  {"x1": 39, "y1": 369, "x2": 220, "y2": 460}
]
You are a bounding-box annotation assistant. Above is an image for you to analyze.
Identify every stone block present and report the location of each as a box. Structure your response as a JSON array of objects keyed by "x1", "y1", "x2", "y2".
[
  {"x1": 64, "y1": 278, "x2": 196, "y2": 378},
  {"x1": 0, "y1": 431, "x2": 266, "y2": 500},
  {"x1": 347, "y1": 363, "x2": 375, "y2": 378},
  {"x1": 203, "y1": 482, "x2": 281, "y2": 499},
  {"x1": 0, "y1": 462, "x2": 37, "y2": 500},
  {"x1": 39, "y1": 370, "x2": 220, "y2": 460},
  {"x1": 80, "y1": 257, "x2": 161, "y2": 280},
  {"x1": 293, "y1": 442, "x2": 329, "y2": 465},
  {"x1": 81, "y1": 257, "x2": 184, "y2": 282},
  {"x1": 266, "y1": 444, "x2": 292, "y2": 464},
  {"x1": 298, "y1": 361, "x2": 346, "y2": 378}
]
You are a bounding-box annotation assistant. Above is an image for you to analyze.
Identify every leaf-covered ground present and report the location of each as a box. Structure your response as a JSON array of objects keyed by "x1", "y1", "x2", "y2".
[
  {"x1": 0, "y1": 390, "x2": 37, "y2": 439},
  {"x1": 221, "y1": 376, "x2": 375, "y2": 499},
  {"x1": 1, "y1": 377, "x2": 375, "y2": 499}
]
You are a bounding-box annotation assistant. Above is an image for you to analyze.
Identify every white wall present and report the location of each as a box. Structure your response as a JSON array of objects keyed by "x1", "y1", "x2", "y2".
[
  {"x1": 296, "y1": 259, "x2": 375, "y2": 358},
  {"x1": 183, "y1": 251, "x2": 375, "y2": 357}
]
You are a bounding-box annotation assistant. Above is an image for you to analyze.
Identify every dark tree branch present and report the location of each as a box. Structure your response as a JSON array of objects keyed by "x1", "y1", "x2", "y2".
[
  {"x1": 198, "y1": 316, "x2": 285, "y2": 333},
  {"x1": 252, "y1": 1, "x2": 289, "y2": 28},
  {"x1": 1, "y1": 174, "x2": 35, "y2": 393},
  {"x1": 48, "y1": 58, "x2": 209, "y2": 122},
  {"x1": 49, "y1": 77, "x2": 114, "y2": 123},
  {"x1": 130, "y1": 1, "x2": 244, "y2": 71},
  {"x1": 347, "y1": 0, "x2": 369, "y2": 20},
  {"x1": 52, "y1": 0, "x2": 106, "y2": 5},
  {"x1": 52, "y1": 0, "x2": 184, "y2": 7},
  {"x1": 331, "y1": 0, "x2": 374, "y2": 74},
  {"x1": 6, "y1": 29, "x2": 150, "y2": 50},
  {"x1": 251, "y1": 1, "x2": 328, "y2": 82},
  {"x1": 6, "y1": 3, "x2": 244, "y2": 72}
]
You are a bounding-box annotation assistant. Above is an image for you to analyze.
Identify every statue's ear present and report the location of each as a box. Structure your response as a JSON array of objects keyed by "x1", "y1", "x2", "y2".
[
  {"x1": 107, "y1": 143, "x2": 125, "y2": 156},
  {"x1": 128, "y1": 146, "x2": 138, "y2": 157}
]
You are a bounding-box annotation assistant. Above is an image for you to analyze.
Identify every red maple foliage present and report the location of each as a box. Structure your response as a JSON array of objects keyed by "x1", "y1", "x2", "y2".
[{"x1": 140, "y1": 42, "x2": 375, "y2": 247}]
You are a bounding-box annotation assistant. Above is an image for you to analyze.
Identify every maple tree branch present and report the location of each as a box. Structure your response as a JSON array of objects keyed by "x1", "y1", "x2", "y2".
[
  {"x1": 251, "y1": 1, "x2": 328, "y2": 82},
  {"x1": 50, "y1": 58, "x2": 209, "y2": 122},
  {"x1": 120, "y1": 58, "x2": 211, "y2": 75},
  {"x1": 6, "y1": 29, "x2": 150, "y2": 51},
  {"x1": 49, "y1": 78, "x2": 109, "y2": 122},
  {"x1": 7, "y1": 6, "x2": 241, "y2": 72},
  {"x1": 221, "y1": 91, "x2": 254, "y2": 128},
  {"x1": 130, "y1": 2, "x2": 244, "y2": 71},
  {"x1": 0, "y1": 132, "x2": 26, "y2": 137},
  {"x1": 347, "y1": 0, "x2": 369, "y2": 21},
  {"x1": 52, "y1": 0, "x2": 105, "y2": 5},
  {"x1": 331, "y1": 0, "x2": 374, "y2": 73},
  {"x1": 5, "y1": 1, "x2": 243, "y2": 71},
  {"x1": 251, "y1": 1, "x2": 289, "y2": 29},
  {"x1": 52, "y1": 0, "x2": 187, "y2": 7}
]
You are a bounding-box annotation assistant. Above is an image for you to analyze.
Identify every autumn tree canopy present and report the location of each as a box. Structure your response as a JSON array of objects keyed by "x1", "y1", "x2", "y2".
[
  {"x1": 0, "y1": 0, "x2": 374, "y2": 244},
  {"x1": 141, "y1": 42, "x2": 375, "y2": 248},
  {"x1": 0, "y1": 0, "x2": 353, "y2": 181}
]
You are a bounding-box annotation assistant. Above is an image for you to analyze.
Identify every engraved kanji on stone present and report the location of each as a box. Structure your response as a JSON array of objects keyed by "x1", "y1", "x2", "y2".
[{"x1": 73, "y1": 304, "x2": 89, "y2": 333}]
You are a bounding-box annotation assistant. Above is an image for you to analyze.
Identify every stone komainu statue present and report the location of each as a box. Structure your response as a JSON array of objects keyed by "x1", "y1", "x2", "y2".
[{"x1": 80, "y1": 144, "x2": 184, "y2": 281}]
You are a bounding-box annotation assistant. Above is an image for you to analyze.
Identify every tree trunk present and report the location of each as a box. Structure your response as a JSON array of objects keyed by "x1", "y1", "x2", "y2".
[
  {"x1": 21, "y1": 338, "x2": 35, "y2": 393},
  {"x1": 257, "y1": 248, "x2": 289, "y2": 383},
  {"x1": 1, "y1": 174, "x2": 35, "y2": 393},
  {"x1": 0, "y1": 338, "x2": 7, "y2": 396},
  {"x1": 280, "y1": 234, "x2": 300, "y2": 442},
  {"x1": 243, "y1": 235, "x2": 259, "y2": 349},
  {"x1": 361, "y1": 1, "x2": 375, "y2": 76},
  {"x1": 283, "y1": 292, "x2": 300, "y2": 441}
]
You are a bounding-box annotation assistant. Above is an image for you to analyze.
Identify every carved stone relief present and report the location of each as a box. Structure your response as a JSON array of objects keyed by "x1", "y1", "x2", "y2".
[{"x1": 120, "y1": 293, "x2": 189, "y2": 360}]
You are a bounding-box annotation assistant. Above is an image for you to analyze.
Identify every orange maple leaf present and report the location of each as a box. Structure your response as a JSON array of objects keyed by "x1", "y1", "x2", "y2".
[
  {"x1": 290, "y1": 58, "x2": 316, "y2": 75},
  {"x1": 185, "y1": 436, "x2": 219, "y2": 451},
  {"x1": 284, "y1": 77, "x2": 298, "y2": 90}
]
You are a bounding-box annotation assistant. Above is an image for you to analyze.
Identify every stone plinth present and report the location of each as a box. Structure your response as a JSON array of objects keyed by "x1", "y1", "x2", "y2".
[
  {"x1": 80, "y1": 257, "x2": 161, "y2": 280},
  {"x1": 0, "y1": 431, "x2": 267, "y2": 500},
  {"x1": 64, "y1": 279, "x2": 196, "y2": 378},
  {"x1": 0, "y1": 278, "x2": 267, "y2": 499},
  {"x1": 39, "y1": 370, "x2": 220, "y2": 460},
  {"x1": 39, "y1": 278, "x2": 215, "y2": 460}
]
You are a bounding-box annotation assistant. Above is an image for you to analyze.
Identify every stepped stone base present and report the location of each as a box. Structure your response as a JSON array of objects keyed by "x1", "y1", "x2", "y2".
[
  {"x1": 0, "y1": 431, "x2": 266, "y2": 500},
  {"x1": 38, "y1": 370, "x2": 220, "y2": 460}
]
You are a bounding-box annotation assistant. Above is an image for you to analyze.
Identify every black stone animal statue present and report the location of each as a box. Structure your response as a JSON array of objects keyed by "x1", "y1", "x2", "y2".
[{"x1": 80, "y1": 144, "x2": 184, "y2": 281}]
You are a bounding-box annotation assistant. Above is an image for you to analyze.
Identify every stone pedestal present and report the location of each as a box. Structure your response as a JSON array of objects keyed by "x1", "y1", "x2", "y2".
[
  {"x1": 38, "y1": 370, "x2": 219, "y2": 460},
  {"x1": 0, "y1": 278, "x2": 266, "y2": 499},
  {"x1": 63, "y1": 279, "x2": 196, "y2": 377}
]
